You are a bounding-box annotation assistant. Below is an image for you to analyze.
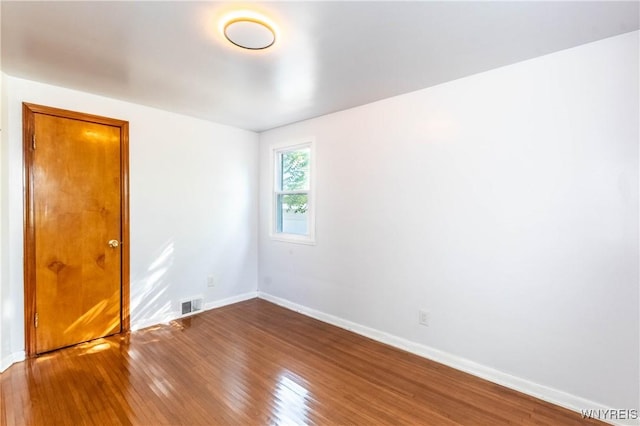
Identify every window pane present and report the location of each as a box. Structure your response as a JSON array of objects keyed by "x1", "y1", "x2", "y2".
[
  {"x1": 280, "y1": 148, "x2": 310, "y2": 191},
  {"x1": 276, "y1": 193, "x2": 308, "y2": 235}
]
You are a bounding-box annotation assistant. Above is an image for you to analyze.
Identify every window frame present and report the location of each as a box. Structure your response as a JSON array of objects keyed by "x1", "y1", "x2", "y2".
[{"x1": 270, "y1": 139, "x2": 316, "y2": 245}]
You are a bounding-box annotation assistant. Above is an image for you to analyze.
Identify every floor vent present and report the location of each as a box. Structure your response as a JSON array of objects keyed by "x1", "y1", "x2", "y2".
[{"x1": 181, "y1": 298, "x2": 203, "y2": 315}]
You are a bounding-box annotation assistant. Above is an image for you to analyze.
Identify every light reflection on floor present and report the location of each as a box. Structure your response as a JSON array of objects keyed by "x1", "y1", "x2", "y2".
[{"x1": 273, "y1": 372, "x2": 311, "y2": 425}]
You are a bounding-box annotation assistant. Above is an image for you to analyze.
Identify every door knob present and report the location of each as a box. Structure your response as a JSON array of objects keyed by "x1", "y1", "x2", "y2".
[{"x1": 108, "y1": 239, "x2": 120, "y2": 248}]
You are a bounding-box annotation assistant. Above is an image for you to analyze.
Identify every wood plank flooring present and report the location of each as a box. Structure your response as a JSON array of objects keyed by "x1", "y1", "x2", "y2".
[{"x1": 1, "y1": 298, "x2": 602, "y2": 425}]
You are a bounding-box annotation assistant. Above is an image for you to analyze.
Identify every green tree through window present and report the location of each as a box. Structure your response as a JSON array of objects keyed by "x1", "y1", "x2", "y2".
[
  {"x1": 280, "y1": 149, "x2": 309, "y2": 214},
  {"x1": 273, "y1": 142, "x2": 314, "y2": 240}
]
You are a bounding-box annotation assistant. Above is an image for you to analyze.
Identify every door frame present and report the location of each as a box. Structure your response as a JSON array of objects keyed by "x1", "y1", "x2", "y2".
[{"x1": 22, "y1": 102, "x2": 130, "y2": 357}]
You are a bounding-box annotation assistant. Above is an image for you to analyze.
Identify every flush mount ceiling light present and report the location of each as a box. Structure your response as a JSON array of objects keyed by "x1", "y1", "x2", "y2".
[{"x1": 222, "y1": 13, "x2": 276, "y2": 50}]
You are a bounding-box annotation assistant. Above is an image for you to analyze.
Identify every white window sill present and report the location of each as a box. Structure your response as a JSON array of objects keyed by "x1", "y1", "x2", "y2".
[{"x1": 269, "y1": 234, "x2": 316, "y2": 245}]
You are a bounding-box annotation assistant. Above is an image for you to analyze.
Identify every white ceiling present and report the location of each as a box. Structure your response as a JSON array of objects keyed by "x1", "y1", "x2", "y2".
[{"x1": 2, "y1": 1, "x2": 639, "y2": 132}]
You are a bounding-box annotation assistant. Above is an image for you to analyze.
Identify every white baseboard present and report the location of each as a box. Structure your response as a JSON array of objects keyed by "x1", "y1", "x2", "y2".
[
  {"x1": 131, "y1": 310, "x2": 182, "y2": 331},
  {"x1": 258, "y1": 292, "x2": 623, "y2": 425},
  {"x1": 0, "y1": 350, "x2": 26, "y2": 373},
  {"x1": 131, "y1": 291, "x2": 258, "y2": 331},
  {"x1": 204, "y1": 291, "x2": 258, "y2": 311}
]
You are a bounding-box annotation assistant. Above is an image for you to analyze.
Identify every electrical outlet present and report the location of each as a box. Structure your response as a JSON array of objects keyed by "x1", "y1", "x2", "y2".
[
  {"x1": 419, "y1": 310, "x2": 430, "y2": 327},
  {"x1": 207, "y1": 276, "x2": 215, "y2": 287}
]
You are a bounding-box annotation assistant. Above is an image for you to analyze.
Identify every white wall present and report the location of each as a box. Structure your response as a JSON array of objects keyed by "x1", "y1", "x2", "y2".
[
  {"x1": 0, "y1": 76, "x2": 259, "y2": 368},
  {"x1": 258, "y1": 31, "x2": 639, "y2": 412},
  {"x1": 0, "y1": 0, "x2": 4, "y2": 370},
  {"x1": 0, "y1": 72, "x2": 6, "y2": 369}
]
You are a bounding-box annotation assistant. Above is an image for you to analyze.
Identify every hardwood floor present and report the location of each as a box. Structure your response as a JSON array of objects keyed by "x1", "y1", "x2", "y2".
[{"x1": 1, "y1": 298, "x2": 601, "y2": 425}]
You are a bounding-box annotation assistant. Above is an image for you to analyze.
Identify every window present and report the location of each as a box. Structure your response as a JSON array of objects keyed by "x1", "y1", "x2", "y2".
[{"x1": 271, "y1": 140, "x2": 315, "y2": 244}]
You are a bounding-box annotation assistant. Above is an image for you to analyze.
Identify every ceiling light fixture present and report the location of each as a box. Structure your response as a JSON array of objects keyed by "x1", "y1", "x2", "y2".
[{"x1": 222, "y1": 12, "x2": 276, "y2": 50}]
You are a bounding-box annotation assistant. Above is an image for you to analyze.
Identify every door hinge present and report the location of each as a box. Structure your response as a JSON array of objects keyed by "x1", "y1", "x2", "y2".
[
  {"x1": 34, "y1": 313, "x2": 39, "y2": 328},
  {"x1": 32, "y1": 134, "x2": 36, "y2": 150}
]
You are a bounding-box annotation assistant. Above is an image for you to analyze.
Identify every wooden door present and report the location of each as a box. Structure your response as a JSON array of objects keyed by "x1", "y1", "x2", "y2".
[{"x1": 23, "y1": 103, "x2": 130, "y2": 355}]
